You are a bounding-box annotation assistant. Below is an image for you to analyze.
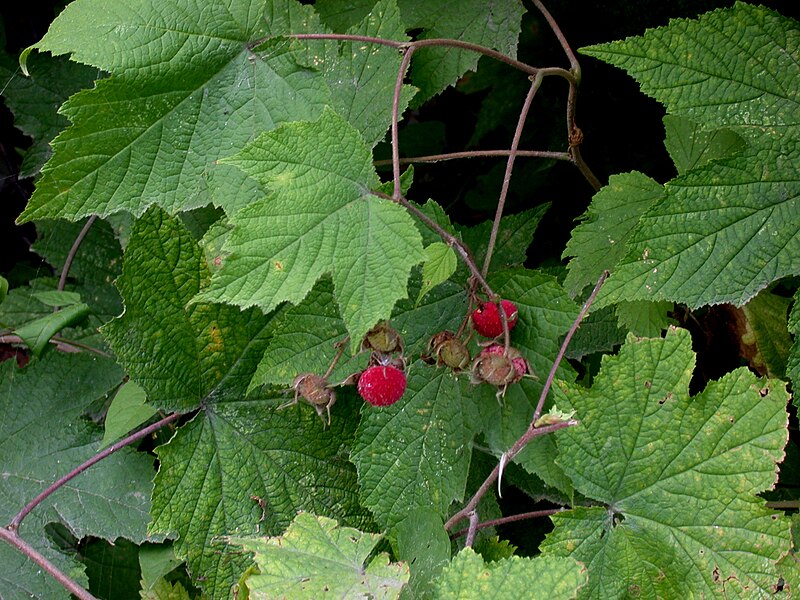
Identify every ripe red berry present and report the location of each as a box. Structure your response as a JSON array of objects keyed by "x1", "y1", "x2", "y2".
[
  {"x1": 471, "y1": 300, "x2": 518, "y2": 338},
  {"x1": 357, "y1": 365, "x2": 407, "y2": 407}
]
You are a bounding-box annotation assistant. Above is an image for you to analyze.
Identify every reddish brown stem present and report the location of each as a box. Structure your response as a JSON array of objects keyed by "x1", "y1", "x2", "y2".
[
  {"x1": 373, "y1": 149, "x2": 571, "y2": 167},
  {"x1": 0, "y1": 527, "x2": 97, "y2": 600},
  {"x1": 481, "y1": 74, "x2": 543, "y2": 279},
  {"x1": 392, "y1": 47, "x2": 416, "y2": 198},
  {"x1": 8, "y1": 411, "x2": 183, "y2": 532},
  {"x1": 451, "y1": 508, "x2": 564, "y2": 539}
]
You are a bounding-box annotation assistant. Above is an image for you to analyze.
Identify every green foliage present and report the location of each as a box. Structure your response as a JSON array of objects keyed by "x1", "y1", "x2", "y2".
[
  {"x1": 581, "y1": 3, "x2": 800, "y2": 308},
  {"x1": 1, "y1": 1, "x2": 798, "y2": 599},
  {"x1": 231, "y1": 512, "x2": 409, "y2": 598},
  {"x1": 543, "y1": 328, "x2": 790, "y2": 598}
]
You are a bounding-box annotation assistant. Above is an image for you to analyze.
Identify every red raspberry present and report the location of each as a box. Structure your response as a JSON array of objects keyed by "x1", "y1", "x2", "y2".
[
  {"x1": 357, "y1": 365, "x2": 407, "y2": 407},
  {"x1": 471, "y1": 300, "x2": 519, "y2": 338}
]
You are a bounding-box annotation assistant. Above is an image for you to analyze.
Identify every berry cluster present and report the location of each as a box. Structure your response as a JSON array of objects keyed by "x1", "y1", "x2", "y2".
[{"x1": 288, "y1": 297, "x2": 532, "y2": 422}]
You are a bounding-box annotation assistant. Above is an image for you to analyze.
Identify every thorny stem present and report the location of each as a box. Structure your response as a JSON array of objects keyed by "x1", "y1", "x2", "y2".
[
  {"x1": 0, "y1": 527, "x2": 98, "y2": 600},
  {"x1": 444, "y1": 271, "x2": 608, "y2": 532},
  {"x1": 8, "y1": 411, "x2": 183, "y2": 532},
  {"x1": 451, "y1": 508, "x2": 564, "y2": 540},
  {"x1": 444, "y1": 420, "x2": 577, "y2": 531},
  {"x1": 57, "y1": 215, "x2": 97, "y2": 293},
  {"x1": 481, "y1": 73, "x2": 543, "y2": 279}
]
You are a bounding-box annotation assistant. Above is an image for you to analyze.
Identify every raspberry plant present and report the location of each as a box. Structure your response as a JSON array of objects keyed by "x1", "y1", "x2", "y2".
[{"x1": 0, "y1": 1, "x2": 798, "y2": 599}]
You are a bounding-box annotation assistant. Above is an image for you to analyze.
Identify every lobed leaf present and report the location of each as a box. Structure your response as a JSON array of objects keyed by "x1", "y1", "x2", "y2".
[
  {"x1": 231, "y1": 512, "x2": 408, "y2": 598},
  {"x1": 581, "y1": 4, "x2": 800, "y2": 308},
  {"x1": 19, "y1": 0, "x2": 332, "y2": 222},
  {"x1": 150, "y1": 396, "x2": 370, "y2": 599},
  {"x1": 398, "y1": 0, "x2": 526, "y2": 103},
  {"x1": 102, "y1": 207, "x2": 272, "y2": 411},
  {"x1": 351, "y1": 363, "x2": 479, "y2": 529},
  {"x1": 434, "y1": 547, "x2": 587, "y2": 600},
  {"x1": 542, "y1": 327, "x2": 791, "y2": 598},
  {"x1": 198, "y1": 108, "x2": 425, "y2": 352}
]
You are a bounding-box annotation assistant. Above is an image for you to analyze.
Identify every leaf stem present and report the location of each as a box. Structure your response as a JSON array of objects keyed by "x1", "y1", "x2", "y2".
[
  {"x1": 0, "y1": 526, "x2": 97, "y2": 600},
  {"x1": 8, "y1": 411, "x2": 183, "y2": 532}
]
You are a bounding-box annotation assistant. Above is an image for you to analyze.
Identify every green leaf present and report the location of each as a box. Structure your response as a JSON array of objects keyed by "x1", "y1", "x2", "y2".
[
  {"x1": 139, "y1": 545, "x2": 184, "y2": 593},
  {"x1": 150, "y1": 402, "x2": 371, "y2": 599},
  {"x1": 315, "y1": 0, "x2": 375, "y2": 31},
  {"x1": 417, "y1": 242, "x2": 457, "y2": 305},
  {"x1": 19, "y1": 0, "x2": 332, "y2": 222},
  {"x1": 100, "y1": 381, "x2": 158, "y2": 449},
  {"x1": 562, "y1": 172, "x2": 664, "y2": 298},
  {"x1": 351, "y1": 363, "x2": 479, "y2": 529},
  {"x1": 231, "y1": 512, "x2": 409, "y2": 599},
  {"x1": 316, "y1": 0, "x2": 416, "y2": 147},
  {"x1": 395, "y1": 509, "x2": 451, "y2": 600},
  {"x1": 460, "y1": 204, "x2": 549, "y2": 273},
  {"x1": 14, "y1": 302, "x2": 90, "y2": 356},
  {"x1": 0, "y1": 275, "x2": 7, "y2": 305},
  {"x1": 81, "y1": 538, "x2": 142, "y2": 600},
  {"x1": 434, "y1": 547, "x2": 587, "y2": 599},
  {"x1": 788, "y1": 290, "x2": 800, "y2": 392},
  {"x1": 398, "y1": 0, "x2": 526, "y2": 103},
  {"x1": 31, "y1": 290, "x2": 82, "y2": 307},
  {"x1": 580, "y1": 4, "x2": 799, "y2": 142},
  {"x1": 614, "y1": 300, "x2": 674, "y2": 338},
  {"x1": 102, "y1": 206, "x2": 272, "y2": 411},
  {"x1": 663, "y1": 115, "x2": 746, "y2": 175},
  {"x1": 582, "y1": 5, "x2": 800, "y2": 308},
  {"x1": 597, "y1": 144, "x2": 800, "y2": 308},
  {"x1": 139, "y1": 578, "x2": 195, "y2": 600},
  {"x1": 739, "y1": 288, "x2": 792, "y2": 379},
  {"x1": 542, "y1": 327, "x2": 791, "y2": 598},
  {"x1": 0, "y1": 353, "x2": 153, "y2": 599},
  {"x1": 0, "y1": 51, "x2": 98, "y2": 177},
  {"x1": 197, "y1": 108, "x2": 425, "y2": 352}
]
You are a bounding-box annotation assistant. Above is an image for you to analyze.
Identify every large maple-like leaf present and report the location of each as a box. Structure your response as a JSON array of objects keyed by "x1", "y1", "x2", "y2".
[
  {"x1": 0, "y1": 353, "x2": 154, "y2": 600},
  {"x1": 580, "y1": 3, "x2": 800, "y2": 308},
  {"x1": 541, "y1": 327, "x2": 790, "y2": 598},
  {"x1": 100, "y1": 207, "x2": 369, "y2": 598},
  {"x1": 196, "y1": 108, "x2": 425, "y2": 351},
  {"x1": 18, "y1": 0, "x2": 332, "y2": 222}
]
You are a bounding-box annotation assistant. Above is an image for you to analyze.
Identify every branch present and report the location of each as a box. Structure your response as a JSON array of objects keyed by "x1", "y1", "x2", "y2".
[
  {"x1": 450, "y1": 508, "x2": 564, "y2": 539},
  {"x1": 373, "y1": 149, "x2": 571, "y2": 167},
  {"x1": 481, "y1": 73, "x2": 543, "y2": 278},
  {"x1": 0, "y1": 527, "x2": 97, "y2": 600},
  {"x1": 57, "y1": 215, "x2": 97, "y2": 293},
  {"x1": 8, "y1": 411, "x2": 184, "y2": 532}
]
